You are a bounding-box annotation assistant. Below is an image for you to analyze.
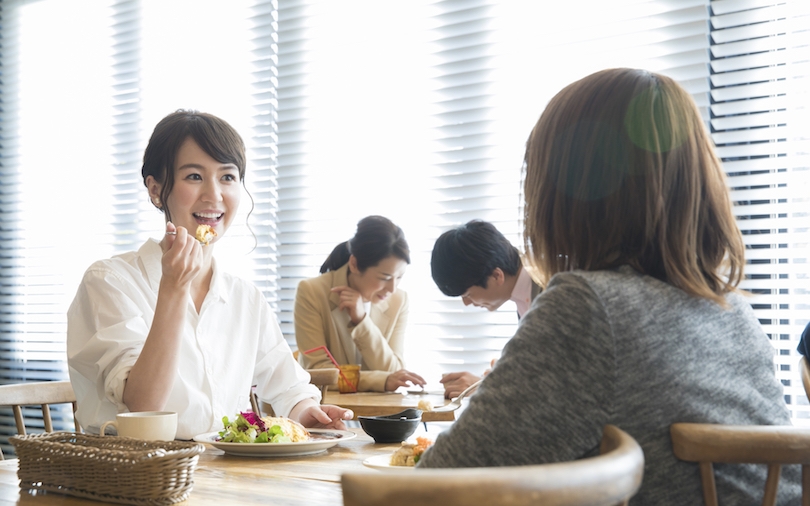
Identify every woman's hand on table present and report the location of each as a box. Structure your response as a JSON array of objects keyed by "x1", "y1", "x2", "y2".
[
  {"x1": 385, "y1": 369, "x2": 426, "y2": 392},
  {"x1": 330, "y1": 285, "x2": 366, "y2": 325},
  {"x1": 292, "y1": 399, "x2": 354, "y2": 430},
  {"x1": 441, "y1": 371, "x2": 482, "y2": 399}
]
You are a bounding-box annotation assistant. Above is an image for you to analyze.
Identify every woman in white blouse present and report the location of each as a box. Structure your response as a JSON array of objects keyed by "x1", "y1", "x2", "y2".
[{"x1": 67, "y1": 110, "x2": 352, "y2": 439}]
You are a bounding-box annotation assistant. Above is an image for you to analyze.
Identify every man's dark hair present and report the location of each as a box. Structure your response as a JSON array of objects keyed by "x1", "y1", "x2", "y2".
[{"x1": 431, "y1": 220, "x2": 521, "y2": 297}]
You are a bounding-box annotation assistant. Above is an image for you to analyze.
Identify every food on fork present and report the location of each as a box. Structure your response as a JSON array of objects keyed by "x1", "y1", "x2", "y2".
[
  {"x1": 218, "y1": 412, "x2": 310, "y2": 443},
  {"x1": 195, "y1": 224, "x2": 217, "y2": 245},
  {"x1": 417, "y1": 399, "x2": 433, "y2": 412},
  {"x1": 389, "y1": 437, "x2": 433, "y2": 466}
]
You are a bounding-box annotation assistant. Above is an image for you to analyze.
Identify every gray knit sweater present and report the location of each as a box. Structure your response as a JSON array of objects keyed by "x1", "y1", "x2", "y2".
[{"x1": 418, "y1": 266, "x2": 799, "y2": 505}]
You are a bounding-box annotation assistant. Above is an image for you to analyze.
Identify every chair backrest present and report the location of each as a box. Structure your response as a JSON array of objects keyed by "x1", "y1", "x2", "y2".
[
  {"x1": 307, "y1": 368, "x2": 340, "y2": 399},
  {"x1": 670, "y1": 423, "x2": 810, "y2": 506},
  {"x1": 0, "y1": 381, "x2": 79, "y2": 435},
  {"x1": 341, "y1": 424, "x2": 644, "y2": 506},
  {"x1": 291, "y1": 350, "x2": 339, "y2": 398},
  {"x1": 800, "y1": 357, "x2": 810, "y2": 404}
]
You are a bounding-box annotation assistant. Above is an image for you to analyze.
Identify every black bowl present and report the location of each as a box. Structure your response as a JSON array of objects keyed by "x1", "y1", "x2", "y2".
[{"x1": 358, "y1": 408, "x2": 422, "y2": 443}]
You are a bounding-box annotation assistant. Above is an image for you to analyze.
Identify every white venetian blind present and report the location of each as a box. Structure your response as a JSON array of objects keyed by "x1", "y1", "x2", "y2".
[
  {"x1": 110, "y1": 0, "x2": 145, "y2": 255},
  {"x1": 5, "y1": 0, "x2": 809, "y2": 453},
  {"x1": 248, "y1": 0, "x2": 282, "y2": 306},
  {"x1": 709, "y1": 0, "x2": 810, "y2": 422},
  {"x1": 0, "y1": 0, "x2": 118, "y2": 453},
  {"x1": 274, "y1": 0, "x2": 713, "y2": 384}
]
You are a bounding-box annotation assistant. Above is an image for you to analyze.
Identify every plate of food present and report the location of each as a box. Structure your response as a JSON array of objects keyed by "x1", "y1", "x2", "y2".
[
  {"x1": 363, "y1": 454, "x2": 414, "y2": 471},
  {"x1": 362, "y1": 437, "x2": 433, "y2": 471},
  {"x1": 194, "y1": 412, "x2": 356, "y2": 457}
]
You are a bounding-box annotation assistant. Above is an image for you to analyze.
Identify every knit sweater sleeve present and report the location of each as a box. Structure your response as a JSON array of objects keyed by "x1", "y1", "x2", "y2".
[{"x1": 418, "y1": 273, "x2": 616, "y2": 468}]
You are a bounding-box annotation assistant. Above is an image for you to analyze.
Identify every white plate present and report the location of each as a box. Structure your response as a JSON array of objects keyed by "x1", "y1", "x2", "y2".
[
  {"x1": 363, "y1": 453, "x2": 415, "y2": 471},
  {"x1": 404, "y1": 388, "x2": 445, "y2": 396},
  {"x1": 193, "y1": 429, "x2": 356, "y2": 457}
]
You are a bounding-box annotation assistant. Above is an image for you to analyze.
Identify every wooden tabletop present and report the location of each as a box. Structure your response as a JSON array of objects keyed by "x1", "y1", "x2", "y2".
[
  {"x1": 0, "y1": 429, "x2": 409, "y2": 505},
  {"x1": 323, "y1": 390, "x2": 456, "y2": 422}
]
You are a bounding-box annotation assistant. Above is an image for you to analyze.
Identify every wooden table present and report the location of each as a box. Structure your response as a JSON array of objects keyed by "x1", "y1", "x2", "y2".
[
  {"x1": 0, "y1": 429, "x2": 408, "y2": 505},
  {"x1": 323, "y1": 390, "x2": 456, "y2": 422}
]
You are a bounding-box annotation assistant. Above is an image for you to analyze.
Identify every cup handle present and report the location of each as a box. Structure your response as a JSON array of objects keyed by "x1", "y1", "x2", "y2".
[{"x1": 99, "y1": 420, "x2": 117, "y2": 436}]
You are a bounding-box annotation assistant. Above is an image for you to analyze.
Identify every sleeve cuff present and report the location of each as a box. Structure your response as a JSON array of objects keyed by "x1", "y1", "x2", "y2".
[
  {"x1": 358, "y1": 369, "x2": 388, "y2": 392},
  {"x1": 104, "y1": 354, "x2": 139, "y2": 411},
  {"x1": 267, "y1": 383, "x2": 322, "y2": 418}
]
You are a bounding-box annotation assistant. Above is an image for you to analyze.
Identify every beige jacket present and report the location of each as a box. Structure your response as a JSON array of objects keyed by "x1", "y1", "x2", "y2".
[{"x1": 294, "y1": 263, "x2": 408, "y2": 392}]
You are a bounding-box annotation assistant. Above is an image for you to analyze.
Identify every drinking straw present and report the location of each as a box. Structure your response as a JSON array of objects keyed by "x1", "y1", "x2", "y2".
[{"x1": 303, "y1": 346, "x2": 358, "y2": 392}]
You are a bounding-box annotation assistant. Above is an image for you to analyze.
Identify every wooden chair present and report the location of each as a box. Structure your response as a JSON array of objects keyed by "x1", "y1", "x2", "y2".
[
  {"x1": 341, "y1": 425, "x2": 644, "y2": 506},
  {"x1": 800, "y1": 356, "x2": 810, "y2": 404},
  {"x1": 0, "y1": 380, "x2": 80, "y2": 435},
  {"x1": 292, "y1": 349, "x2": 341, "y2": 398},
  {"x1": 307, "y1": 368, "x2": 340, "y2": 399},
  {"x1": 671, "y1": 423, "x2": 810, "y2": 506}
]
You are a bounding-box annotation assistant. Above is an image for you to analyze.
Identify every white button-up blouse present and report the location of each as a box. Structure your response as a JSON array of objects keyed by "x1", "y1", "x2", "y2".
[{"x1": 67, "y1": 239, "x2": 319, "y2": 440}]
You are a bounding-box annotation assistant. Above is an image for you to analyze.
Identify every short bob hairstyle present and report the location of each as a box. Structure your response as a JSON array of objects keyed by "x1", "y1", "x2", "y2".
[
  {"x1": 431, "y1": 220, "x2": 521, "y2": 297},
  {"x1": 142, "y1": 110, "x2": 247, "y2": 223},
  {"x1": 523, "y1": 68, "x2": 744, "y2": 305},
  {"x1": 320, "y1": 215, "x2": 410, "y2": 274}
]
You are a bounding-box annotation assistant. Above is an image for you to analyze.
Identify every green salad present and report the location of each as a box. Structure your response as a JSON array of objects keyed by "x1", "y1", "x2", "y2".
[{"x1": 217, "y1": 412, "x2": 292, "y2": 444}]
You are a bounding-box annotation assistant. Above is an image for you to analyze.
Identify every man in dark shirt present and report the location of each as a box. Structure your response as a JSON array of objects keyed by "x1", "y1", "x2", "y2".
[{"x1": 797, "y1": 322, "x2": 810, "y2": 358}]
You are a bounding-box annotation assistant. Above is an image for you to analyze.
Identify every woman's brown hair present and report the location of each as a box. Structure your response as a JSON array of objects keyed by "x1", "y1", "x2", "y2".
[
  {"x1": 142, "y1": 109, "x2": 247, "y2": 224},
  {"x1": 523, "y1": 68, "x2": 744, "y2": 304}
]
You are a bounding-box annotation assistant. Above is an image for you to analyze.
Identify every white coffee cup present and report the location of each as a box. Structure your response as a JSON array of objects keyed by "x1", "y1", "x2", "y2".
[{"x1": 100, "y1": 411, "x2": 177, "y2": 441}]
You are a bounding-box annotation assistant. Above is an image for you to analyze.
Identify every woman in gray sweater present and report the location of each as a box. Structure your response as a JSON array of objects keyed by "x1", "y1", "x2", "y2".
[{"x1": 417, "y1": 68, "x2": 800, "y2": 505}]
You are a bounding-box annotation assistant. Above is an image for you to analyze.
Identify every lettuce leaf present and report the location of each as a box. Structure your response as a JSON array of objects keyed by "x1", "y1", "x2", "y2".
[{"x1": 217, "y1": 413, "x2": 291, "y2": 444}]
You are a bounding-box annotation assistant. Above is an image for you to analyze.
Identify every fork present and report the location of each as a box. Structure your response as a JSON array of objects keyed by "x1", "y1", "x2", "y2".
[{"x1": 430, "y1": 379, "x2": 483, "y2": 412}]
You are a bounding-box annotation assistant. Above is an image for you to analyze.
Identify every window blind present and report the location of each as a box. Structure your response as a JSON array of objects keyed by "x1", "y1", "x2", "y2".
[
  {"x1": 0, "y1": 0, "x2": 119, "y2": 455},
  {"x1": 3, "y1": 1, "x2": 809, "y2": 457},
  {"x1": 274, "y1": 0, "x2": 713, "y2": 384},
  {"x1": 709, "y1": 0, "x2": 810, "y2": 422},
  {"x1": 433, "y1": 0, "x2": 713, "y2": 378},
  {"x1": 248, "y1": 0, "x2": 281, "y2": 308},
  {"x1": 111, "y1": 0, "x2": 145, "y2": 255}
]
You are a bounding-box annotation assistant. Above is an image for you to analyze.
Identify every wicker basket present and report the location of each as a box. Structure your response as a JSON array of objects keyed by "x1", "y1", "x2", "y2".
[{"x1": 10, "y1": 432, "x2": 205, "y2": 505}]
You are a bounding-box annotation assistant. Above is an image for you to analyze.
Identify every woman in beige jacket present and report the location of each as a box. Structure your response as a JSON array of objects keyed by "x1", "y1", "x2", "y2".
[{"x1": 294, "y1": 216, "x2": 426, "y2": 392}]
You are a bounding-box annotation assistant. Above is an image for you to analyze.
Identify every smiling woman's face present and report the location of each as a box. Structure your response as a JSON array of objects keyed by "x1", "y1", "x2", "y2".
[
  {"x1": 148, "y1": 137, "x2": 242, "y2": 243},
  {"x1": 348, "y1": 255, "x2": 408, "y2": 303}
]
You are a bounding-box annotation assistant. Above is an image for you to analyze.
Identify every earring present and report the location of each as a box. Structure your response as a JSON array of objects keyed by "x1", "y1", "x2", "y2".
[{"x1": 153, "y1": 197, "x2": 162, "y2": 209}]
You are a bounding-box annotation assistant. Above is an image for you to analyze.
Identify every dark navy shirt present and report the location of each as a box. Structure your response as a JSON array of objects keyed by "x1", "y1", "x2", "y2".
[{"x1": 797, "y1": 321, "x2": 810, "y2": 358}]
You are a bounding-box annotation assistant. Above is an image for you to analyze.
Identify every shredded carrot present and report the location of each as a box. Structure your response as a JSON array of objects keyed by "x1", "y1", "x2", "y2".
[{"x1": 413, "y1": 437, "x2": 433, "y2": 456}]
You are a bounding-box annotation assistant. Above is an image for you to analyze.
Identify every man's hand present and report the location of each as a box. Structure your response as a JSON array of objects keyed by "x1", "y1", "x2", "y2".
[{"x1": 441, "y1": 371, "x2": 482, "y2": 399}]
